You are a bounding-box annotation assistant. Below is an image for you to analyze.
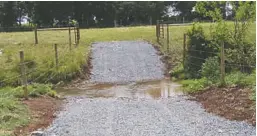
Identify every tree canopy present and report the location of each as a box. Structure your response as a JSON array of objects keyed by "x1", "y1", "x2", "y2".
[{"x1": 0, "y1": 1, "x2": 254, "y2": 28}]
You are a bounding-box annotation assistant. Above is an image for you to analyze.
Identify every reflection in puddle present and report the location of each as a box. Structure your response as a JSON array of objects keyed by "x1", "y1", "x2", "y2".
[{"x1": 56, "y1": 79, "x2": 183, "y2": 99}]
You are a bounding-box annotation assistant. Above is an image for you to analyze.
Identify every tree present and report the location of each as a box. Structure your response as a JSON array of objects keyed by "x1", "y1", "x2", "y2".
[{"x1": 0, "y1": 2, "x2": 17, "y2": 27}]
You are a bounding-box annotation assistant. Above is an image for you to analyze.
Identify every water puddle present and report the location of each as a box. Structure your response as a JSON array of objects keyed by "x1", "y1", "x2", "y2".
[{"x1": 56, "y1": 79, "x2": 183, "y2": 99}]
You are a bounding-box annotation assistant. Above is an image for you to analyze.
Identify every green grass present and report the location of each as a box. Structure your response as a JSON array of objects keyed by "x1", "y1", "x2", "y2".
[
  {"x1": 0, "y1": 87, "x2": 29, "y2": 136},
  {"x1": 0, "y1": 23, "x2": 255, "y2": 86},
  {"x1": 0, "y1": 84, "x2": 57, "y2": 136},
  {"x1": 181, "y1": 72, "x2": 256, "y2": 95}
]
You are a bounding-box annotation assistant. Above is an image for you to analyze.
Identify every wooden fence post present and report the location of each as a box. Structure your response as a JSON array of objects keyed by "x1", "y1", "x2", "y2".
[
  {"x1": 68, "y1": 26, "x2": 71, "y2": 51},
  {"x1": 74, "y1": 27, "x2": 77, "y2": 46},
  {"x1": 166, "y1": 23, "x2": 169, "y2": 52},
  {"x1": 19, "y1": 51, "x2": 28, "y2": 100},
  {"x1": 34, "y1": 24, "x2": 38, "y2": 44},
  {"x1": 161, "y1": 22, "x2": 164, "y2": 38},
  {"x1": 183, "y1": 33, "x2": 186, "y2": 68},
  {"x1": 54, "y1": 44, "x2": 58, "y2": 68},
  {"x1": 220, "y1": 42, "x2": 225, "y2": 85},
  {"x1": 156, "y1": 20, "x2": 160, "y2": 43},
  {"x1": 77, "y1": 27, "x2": 80, "y2": 44}
]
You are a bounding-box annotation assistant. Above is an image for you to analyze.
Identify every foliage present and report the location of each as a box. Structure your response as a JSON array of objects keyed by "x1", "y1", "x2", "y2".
[
  {"x1": 195, "y1": 1, "x2": 256, "y2": 74},
  {"x1": 201, "y1": 56, "x2": 220, "y2": 82},
  {"x1": 3, "y1": 84, "x2": 57, "y2": 98},
  {"x1": 225, "y1": 71, "x2": 255, "y2": 87},
  {"x1": 0, "y1": 83, "x2": 57, "y2": 135},
  {"x1": 185, "y1": 23, "x2": 216, "y2": 78},
  {"x1": 181, "y1": 71, "x2": 255, "y2": 94},
  {"x1": 169, "y1": 63, "x2": 184, "y2": 80},
  {"x1": 0, "y1": 1, "x2": 171, "y2": 28},
  {"x1": 250, "y1": 86, "x2": 256, "y2": 101},
  {"x1": 0, "y1": 87, "x2": 29, "y2": 135},
  {"x1": 180, "y1": 77, "x2": 210, "y2": 93}
]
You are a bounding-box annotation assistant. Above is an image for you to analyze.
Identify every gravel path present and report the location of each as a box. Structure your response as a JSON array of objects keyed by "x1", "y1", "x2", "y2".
[
  {"x1": 90, "y1": 41, "x2": 165, "y2": 83},
  {"x1": 45, "y1": 96, "x2": 255, "y2": 136},
  {"x1": 44, "y1": 41, "x2": 255, "y2": 136}
]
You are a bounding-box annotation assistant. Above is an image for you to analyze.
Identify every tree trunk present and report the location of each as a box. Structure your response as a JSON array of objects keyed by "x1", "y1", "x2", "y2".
[{"x1": 149, "y1": 16, "x2": 152, "y2": 25}]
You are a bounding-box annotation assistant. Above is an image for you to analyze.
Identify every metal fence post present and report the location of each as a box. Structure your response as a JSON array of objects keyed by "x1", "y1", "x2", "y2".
[{"x1": 19, "y1": 51, "x2": 28, "y2": 100}]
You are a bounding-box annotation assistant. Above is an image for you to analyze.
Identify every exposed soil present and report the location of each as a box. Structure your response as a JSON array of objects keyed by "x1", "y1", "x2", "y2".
[
  {"x1": 190, "y1": 87, "x2": 256, "y2": 126},
  {"x1": 14, "y1": 96, "x2": 63, "y2": 136}
]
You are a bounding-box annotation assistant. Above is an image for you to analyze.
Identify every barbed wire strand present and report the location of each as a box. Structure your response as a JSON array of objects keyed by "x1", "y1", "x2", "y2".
[
  {"x1": 187, "y1": 55, "x2": 207, "y2": 61},
  {"x1": 187, "y1": 62, "x2": 203, "y2": 68},
  {"x1": 225, "y1": 63, "x2": 256, "y2": 68},
  {"x1": 187, "y1": 49, "x2": 218, "y2": 55}
]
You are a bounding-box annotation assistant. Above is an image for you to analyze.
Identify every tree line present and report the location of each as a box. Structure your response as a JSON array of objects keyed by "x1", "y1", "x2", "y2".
[{"x1": 0, "y1": 1, "x2": 254, "y2": 28}]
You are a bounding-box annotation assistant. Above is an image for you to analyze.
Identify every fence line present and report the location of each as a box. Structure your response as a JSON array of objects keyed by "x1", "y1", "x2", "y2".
[
  {"x1": 33, "y1": 24, "x2": 80, "y2": 45},
  {"x1": 155, "y1": 21, "x2": 255, "y2": 85},
  {"x1": 187, "y1": 49, "x2": 218, "y2": 55},
  {"x1": 0, "y1": 42, "x2": 75, "y2": 98},
  {"x1": 187, "y1": 55, "x2": 207, "y2": 61}
]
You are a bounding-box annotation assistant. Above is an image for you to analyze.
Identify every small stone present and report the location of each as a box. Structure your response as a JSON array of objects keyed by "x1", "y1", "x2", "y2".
[
  {"x1": 37, "y1": 128, "x2": 43, "y2": 131},
  {"x1": 218, "y1": 129, "x2": 223, "y2": 133},
  {"x1": 31, "y1": 131, "x2": 44, "y2": 136}
]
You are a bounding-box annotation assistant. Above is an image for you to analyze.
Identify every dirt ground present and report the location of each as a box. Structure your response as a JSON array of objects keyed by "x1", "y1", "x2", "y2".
[
  {"x1": 190, "y1": 87, "x2": 256, "y2": 126},
  {"x1": 14, "y1": 96, "x2": 63, "y2": 136}
]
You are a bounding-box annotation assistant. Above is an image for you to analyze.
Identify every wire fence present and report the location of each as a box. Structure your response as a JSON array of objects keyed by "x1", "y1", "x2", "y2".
[
  {"x1": 155, "y1": 20, "x2": 256, "y2": 84},
  {"x1": 0, "y1": 41, "x2": 77, "y2": 99}
]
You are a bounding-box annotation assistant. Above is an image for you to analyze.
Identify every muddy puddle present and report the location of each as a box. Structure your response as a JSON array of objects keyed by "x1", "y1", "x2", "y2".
[{"x1": 56, "y1": 79, "x2": 183, "y2": 99}]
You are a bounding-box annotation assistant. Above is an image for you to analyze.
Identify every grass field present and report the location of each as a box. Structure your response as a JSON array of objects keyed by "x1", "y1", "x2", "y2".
[{"x1": 0, "y1": 22, "x2": 255, "y2": 86}]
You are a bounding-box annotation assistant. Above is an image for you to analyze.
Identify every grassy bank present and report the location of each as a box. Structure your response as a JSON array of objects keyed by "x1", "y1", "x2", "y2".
[{"x1": 0, "y1": 84, "x2": 57, "y2": 136}]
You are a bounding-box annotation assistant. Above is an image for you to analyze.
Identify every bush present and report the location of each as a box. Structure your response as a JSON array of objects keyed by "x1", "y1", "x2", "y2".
[
  {"x1": 185, "y1": 23, "x2": 217, "y2": 79},
  {"x1": 201, "y1": 56, "x2": 220, "y2": 82},
  {"x1": 170, "y1": 63, "x2": 184, "y2": 80}
]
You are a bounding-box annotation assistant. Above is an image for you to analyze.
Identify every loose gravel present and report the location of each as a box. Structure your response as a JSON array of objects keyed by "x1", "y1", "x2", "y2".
[
  {"x1": 45, "y1": 96, "x2": 255, "y2": 136},
  {"x1": 89, "y1": 40, "x2": 165, "y2": 83},
  {"x1": 44, "y1": 41, "x2": 255, "y2": 136}
]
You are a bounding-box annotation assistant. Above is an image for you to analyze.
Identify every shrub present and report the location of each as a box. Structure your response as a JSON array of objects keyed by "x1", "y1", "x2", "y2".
[
  {"x1": 170, "y1": 63, "x2": 184, "y2": 80},
  {"x1": 201, "y1": 56, "x2": 220, "y2": 82},
  {"x1": 185, "y1": 23, "x2": 217, "y2": 79}
]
